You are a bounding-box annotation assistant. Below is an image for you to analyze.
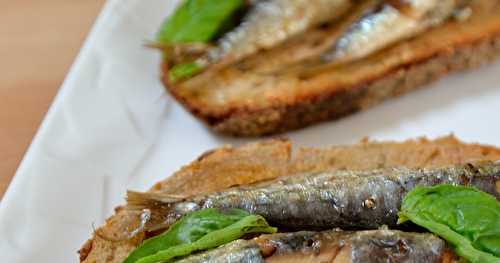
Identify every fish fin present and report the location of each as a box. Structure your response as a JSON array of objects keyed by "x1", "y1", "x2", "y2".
[
  {"x1": 148, "y1": 42, "x2": 212, "y2": 67},
  {"x1": 126, "y1": 191, "x2": 187, "y2": 211},
  {"x1": 277, "y1": 0, "x2": 380, "y2": 78},
  {"x1": 126, "y1": 191, "x2": 194, "y2": 232}
]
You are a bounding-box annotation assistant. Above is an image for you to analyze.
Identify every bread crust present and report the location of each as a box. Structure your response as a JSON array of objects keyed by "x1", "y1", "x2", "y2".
[
  {"x1": 80, "y1": 136, "x2": 500, "y2": 262},
  {"x1": 162, "y1": 3, "x2": 500, "y2": 136},
  {"x1": 210, "y1": 35, "x2": 500, "y2": 135}
]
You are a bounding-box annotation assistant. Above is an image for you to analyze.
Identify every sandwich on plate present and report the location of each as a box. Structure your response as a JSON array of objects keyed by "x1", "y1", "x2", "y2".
[
  {"x1": 154, "y1": 0, "x2": 500, "y2": 136},
  {"x1": 79, "y1": 136, "x2": 500, "y2": 262}
]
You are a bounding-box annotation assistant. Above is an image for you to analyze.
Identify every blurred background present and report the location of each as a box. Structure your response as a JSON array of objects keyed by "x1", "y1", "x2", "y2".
[{"x1": 0, "y1": 1, "x2": 104, "y2": 198}]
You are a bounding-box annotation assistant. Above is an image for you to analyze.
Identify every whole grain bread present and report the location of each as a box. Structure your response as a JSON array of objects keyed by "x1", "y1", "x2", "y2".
[
  {"x1": 79, "y1": 136, "x2": 500, "y2": 262},
  {"x1": 163, "y1": 0, "x2": 500, "y2": 136}
]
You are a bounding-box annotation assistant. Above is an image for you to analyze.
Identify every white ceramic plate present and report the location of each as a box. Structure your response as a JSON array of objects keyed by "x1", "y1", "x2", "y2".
[{"x1": 1, "y1": 0, "x2": 499, "y2": 261}]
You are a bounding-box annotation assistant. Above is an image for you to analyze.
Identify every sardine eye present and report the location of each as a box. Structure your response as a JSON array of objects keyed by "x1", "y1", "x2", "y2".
[
  {"x1": 397, "y1": 239, "x2": 410, "y2": 254},
  {"x1": 362, "y1": 198, "x2": 377, "y2": 209},
  {"x1": 303, "y1": 239, "x2": 322, "y2": 255},
  {"x1": 305, "y1": 239, "x2": 314, "y2": 248}
]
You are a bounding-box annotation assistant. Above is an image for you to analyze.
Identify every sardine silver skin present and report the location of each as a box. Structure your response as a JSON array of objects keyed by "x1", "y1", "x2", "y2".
[
  {"x1": 174, "y1": 229, "x2": 454, "y2": 263},
  {"x1": 200, "y1": 0, "x2": 351, "y2": 67},
  {"x1": 175, "y1": 240, "x2": 263, "y2": 263},
  {"x1": 127, "y1": 162, "x2": 500, "y2": 230},
  {"x1": 263, "y1": 229, "x2": 452, "y2": 263},
  {"x1": 323, "y1": 0, "x2": 465, "y2": 64}
]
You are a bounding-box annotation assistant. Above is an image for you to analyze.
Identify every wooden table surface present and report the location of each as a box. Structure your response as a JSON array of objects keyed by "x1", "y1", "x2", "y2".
[{"x1": 0, "y1": 1, "x2": 105, "y2": 199}]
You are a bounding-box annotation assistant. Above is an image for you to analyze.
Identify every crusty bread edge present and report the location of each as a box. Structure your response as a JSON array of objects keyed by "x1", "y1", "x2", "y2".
[
  {"x1": 163, "y1": 31, "x2": 500, "y2": 136},
  {"x1": 79, "y1": 136, "x2": 500, "y2": 262}
]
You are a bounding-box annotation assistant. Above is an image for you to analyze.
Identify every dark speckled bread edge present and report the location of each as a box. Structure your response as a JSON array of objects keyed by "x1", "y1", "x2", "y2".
[{"x1": 163, "y1": 34, "x2": 500, "y2": 136}]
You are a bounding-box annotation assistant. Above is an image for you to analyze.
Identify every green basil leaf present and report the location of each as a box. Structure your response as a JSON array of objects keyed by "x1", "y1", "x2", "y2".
[
  {"x1": 157, "y1": 0, "x2": 244, "y2": 43},
  {"x1": 136, "y1": 214, "x2": 276, "y2": 263},
  {"x1": 398, "y1": 185, "x2": 500, "y2": 263},
  {"x1": 123, "y1": 208, "x2": 251, "y2": 263}
]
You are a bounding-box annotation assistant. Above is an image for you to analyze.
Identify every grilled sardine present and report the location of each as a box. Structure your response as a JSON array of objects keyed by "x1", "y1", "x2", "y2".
[
  {"x1": 176, "y1": 229, "x2": 457, "y2": 263},
  {"x1": 127, "y1": 162, "x2": 500, "y2": 231},
  {"x1": 199, "y1": 0, "x2": 352, "y2": 68},
  {"x1": 323, "y1": 0, "x2": 469, "y2": 64}
]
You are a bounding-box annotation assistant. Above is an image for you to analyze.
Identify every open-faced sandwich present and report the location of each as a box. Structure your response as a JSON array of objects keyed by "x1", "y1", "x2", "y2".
[
  {"x1": 155, "y1": 0, "x2": 500, "y2": 136},
  {"x1": 79, "y1": 136, "x2": 500, "y2": 262}
]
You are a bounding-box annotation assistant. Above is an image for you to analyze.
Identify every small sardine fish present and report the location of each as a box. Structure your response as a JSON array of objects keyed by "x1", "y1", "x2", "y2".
[
  {"x1": 199, "y1": 0, "x2": 352, "y2": 68},
  {"x1": 127, "y1": 162, "x2": 500, "y2": 231},
  {"x1": 176, "y1": 240, "x2": 263, "y2": 263},
  {"x1": 322, "y1": 0, "x2": 467, "y2": 64},
  {"x1": 175, "y1": 229, "x2": 457, "y2": 263}
]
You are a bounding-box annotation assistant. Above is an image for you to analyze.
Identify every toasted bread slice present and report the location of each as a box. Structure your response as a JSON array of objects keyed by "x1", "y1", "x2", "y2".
[
  {"x1": 79, "y1": 136, "x2": 500, "y2": 262},
  {"x1": 163, "y1": 0, "x2": 500, "y2": 136}
]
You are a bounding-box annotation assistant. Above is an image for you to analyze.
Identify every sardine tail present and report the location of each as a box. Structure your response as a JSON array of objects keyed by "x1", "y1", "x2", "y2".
[{"x1": 126, "y1": 190, "x2": 186, "y2": 211}]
